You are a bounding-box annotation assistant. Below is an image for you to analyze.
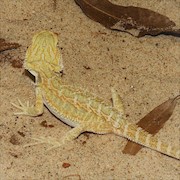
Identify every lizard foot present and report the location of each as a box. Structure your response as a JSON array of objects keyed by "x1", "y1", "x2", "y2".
[
  {"x1": 24, "y1": 136, "x2": 63, "y2": 151},
  {"x1": 11, "y1": 99, "x2": 41, "y2": 116},
  {"x1": 23, "y1": 127, "x2": 84, "y2": 151}
]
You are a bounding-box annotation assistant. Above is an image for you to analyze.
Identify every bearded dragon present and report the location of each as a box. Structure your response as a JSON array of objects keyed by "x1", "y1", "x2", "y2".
[{"x1": 12, "y1": 30, "x2": 179, "y2": 159}]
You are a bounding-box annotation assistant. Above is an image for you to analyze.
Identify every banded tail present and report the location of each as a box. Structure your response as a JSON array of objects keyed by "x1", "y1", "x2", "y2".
[{"x1": 114, "y1": 122, "x2": 180, "y2": 159}]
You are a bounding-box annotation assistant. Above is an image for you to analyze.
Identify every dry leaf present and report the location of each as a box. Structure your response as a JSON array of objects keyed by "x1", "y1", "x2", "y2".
[
  {"x1": 0, "y1": 38, "x2": 21, "y2": 52},
  {"x1": 17, "y1": 131, "x2": 25, "y2": 137},
  {"x1": 11, "y1": 59, "x2": 23, "y2": 68},
  {"x1": 123, "y1": 95, "x2": 180, "y2": 155},
  {"x1": 62, "y1": 162, "x2": 71, "y2": 168},
  {"x1": 40, "y1": 120, "x2": 54, "y2": 128},
  {"x1": 75, "y1": 0, "x2": 179, "y2": 37}
]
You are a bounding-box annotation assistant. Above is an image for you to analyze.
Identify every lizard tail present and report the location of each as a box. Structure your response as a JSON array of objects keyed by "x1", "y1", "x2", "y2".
[{"x1": 113, "y1": 121, "x2": 180, "y2": 160}]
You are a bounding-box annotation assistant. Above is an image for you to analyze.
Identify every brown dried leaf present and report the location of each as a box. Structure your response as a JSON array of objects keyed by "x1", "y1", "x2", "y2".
[
  {"x1": 11, "y1": 59, "x2": 23, "y2": 68},
  {"x1": 123, "y1": 95, "x2": 180, "y2": 155},
  {"x1": 40, "y1": 120, "x2": 54, "y2": 128},
  {"x1": 75, "y1": 0, "x2": 179, "y2": 37},
  {"x1": 17, "y1": 131, "x2": 25, "y2": 137},
  {"x1": 0, "y1": 38, "x2": 21, "y2": 52},
  {"x1": 62, "y1": 162, "x2": 71, "y2": 168}
]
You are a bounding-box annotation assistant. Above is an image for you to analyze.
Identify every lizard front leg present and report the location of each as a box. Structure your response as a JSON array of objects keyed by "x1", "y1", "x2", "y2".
[{"x1": 12, "y1": 87, "x2": 44, "y2": 116}]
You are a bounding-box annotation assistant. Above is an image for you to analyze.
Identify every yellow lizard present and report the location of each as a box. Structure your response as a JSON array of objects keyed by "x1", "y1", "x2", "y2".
[{"x1": 12, "y1": 30, "x2": 179, "y2": 159}]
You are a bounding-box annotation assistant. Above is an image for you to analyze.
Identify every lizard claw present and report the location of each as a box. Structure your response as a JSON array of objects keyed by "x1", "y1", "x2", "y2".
[
  {"x1": 11, "y1": 99, "x2": 32, "y2": 115},
  {"x1": 11, "y1": 99, "x2": 39, "y2": 116},
  {"x1": 23, "y1": 136, "x2": 63, "y2": 151}
]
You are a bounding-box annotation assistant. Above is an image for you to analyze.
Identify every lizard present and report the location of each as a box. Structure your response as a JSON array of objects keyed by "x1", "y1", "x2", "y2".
[{"x1": 12, "y1": 30, "x2": 180, "y2": 160}]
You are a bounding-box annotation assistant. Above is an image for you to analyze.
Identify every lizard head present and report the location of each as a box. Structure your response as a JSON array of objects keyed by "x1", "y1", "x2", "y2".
[{"x1": 25, "y1": 30, "x2": 63, "y2": 77}]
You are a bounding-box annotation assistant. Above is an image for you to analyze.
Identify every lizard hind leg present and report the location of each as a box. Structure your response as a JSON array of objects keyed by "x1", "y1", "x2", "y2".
[
  {"x1": 111, "y1": 88, "x2": 125, "y2": 128},
  {"x1": 24, "y1": 125, "x2": 85, "y2": 151},
  {"x1": 111, "y1": 87, "x2": 124, "y2": 114}
]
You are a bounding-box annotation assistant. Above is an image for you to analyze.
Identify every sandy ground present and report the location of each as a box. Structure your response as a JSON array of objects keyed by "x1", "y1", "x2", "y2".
[{"x1": 0, "y1": 0, "x2": 180, "y2": 179}]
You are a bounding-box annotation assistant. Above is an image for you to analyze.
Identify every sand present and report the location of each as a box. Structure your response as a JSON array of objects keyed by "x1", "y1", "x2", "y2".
[{"x1": 0, "y1": 0, "x2": 179, "y2": 179}]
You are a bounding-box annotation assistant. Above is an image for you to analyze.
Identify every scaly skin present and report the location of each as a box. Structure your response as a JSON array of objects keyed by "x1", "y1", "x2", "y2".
[{"x1": 12, "y1": 30, "x2": 179, "y2": 159}]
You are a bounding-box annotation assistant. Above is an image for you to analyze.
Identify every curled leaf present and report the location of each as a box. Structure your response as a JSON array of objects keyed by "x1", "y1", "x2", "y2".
[
  {"x1": 123, "y1": 95, "x2": 180, "y2": 155},
  {"x1": 75, "y1": 0, "x2": 179, "y2": 37}
]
